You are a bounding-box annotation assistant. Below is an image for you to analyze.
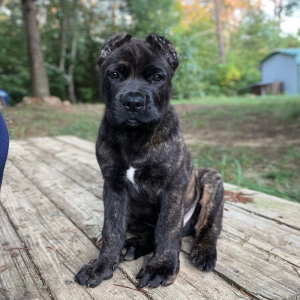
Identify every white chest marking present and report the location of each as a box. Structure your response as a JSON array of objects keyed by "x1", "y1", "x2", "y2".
[{"x1": 126, "y1": 166, "x2": 136, "y2": 185}]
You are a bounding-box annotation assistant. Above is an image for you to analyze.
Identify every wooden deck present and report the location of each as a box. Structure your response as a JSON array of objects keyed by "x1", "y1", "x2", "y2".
[{"x1": 1, "y1": 136, "x2": 300, "y2": 300}]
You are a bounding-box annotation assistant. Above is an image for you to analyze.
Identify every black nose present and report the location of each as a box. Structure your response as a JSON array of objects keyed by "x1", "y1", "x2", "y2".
[{"x1": 122, "y1": 95, "x2": 145, "y2": 112}]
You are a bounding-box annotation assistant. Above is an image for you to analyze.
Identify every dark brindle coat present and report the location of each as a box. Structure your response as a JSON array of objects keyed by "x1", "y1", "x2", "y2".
[{"x1": 75, "y1": 34, "x2": 224, "y2": 289}]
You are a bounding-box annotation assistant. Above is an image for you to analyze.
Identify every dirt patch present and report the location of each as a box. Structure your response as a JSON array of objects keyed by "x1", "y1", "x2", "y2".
[{"x1": 174, "y1": 104, "x2": 300, "y2": 148}]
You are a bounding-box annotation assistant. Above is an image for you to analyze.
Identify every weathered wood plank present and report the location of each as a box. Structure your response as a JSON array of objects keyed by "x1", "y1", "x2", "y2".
[
  {"x1": 182, "y1": 233, "x2": 300, "y2": 300},
  {"x1": 225, "y1": 183, "x2": 300, "y2": 231},
  {"x1": 44, "y1": 136, "x2": 300, "y2": 231},
  {"x1": 27, "y1": 137, "x2": 99, "y2": 171},
  {"x1": 23, "y1": 138, "x2": 300, "y2": 267},
  {"x1": 55, "y1": 135, "x2": 96, "y2": 154},
  {"x1": 1, "y1": 160, "x2": 146, "y2": 300},
  {"x1": 11, "y1": 139, "x2": 300, "y2": 299},
  {"x1": 9, "y1": 140, "x2": 247, "y2": 299},
  {"x1": 19, "y1": 138, "x2": 103, "y2": 199},
  {"x1": 223, "y1": 205, "x2": 300, "y2": 267},
  {"x1": 0, "y1": 203, "x2": 51, "y2": 300}
]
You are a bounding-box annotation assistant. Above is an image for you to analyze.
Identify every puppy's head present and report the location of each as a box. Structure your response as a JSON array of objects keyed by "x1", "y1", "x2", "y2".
[{"x1": 98, "y1": 34, "x2": 178, "y2": 128}]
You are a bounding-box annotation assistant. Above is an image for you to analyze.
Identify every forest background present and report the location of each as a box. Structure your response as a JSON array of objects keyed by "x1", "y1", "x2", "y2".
[{"x1": 1, "y1": 0, "x2": 300, "y2": 104}]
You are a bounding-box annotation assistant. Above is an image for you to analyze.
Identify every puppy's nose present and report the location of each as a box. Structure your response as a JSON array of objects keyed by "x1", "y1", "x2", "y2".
[{"x1": 122, "y1": 96, "x2": 145, "y2": 112}]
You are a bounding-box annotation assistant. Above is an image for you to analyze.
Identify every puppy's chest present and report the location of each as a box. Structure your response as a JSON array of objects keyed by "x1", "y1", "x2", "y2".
[{"x1": 124, "y1": 164, "x2": 165, "y2": 197}]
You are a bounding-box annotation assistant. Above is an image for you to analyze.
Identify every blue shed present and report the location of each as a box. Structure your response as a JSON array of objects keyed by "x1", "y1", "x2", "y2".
[{"x1": 259, "y1": 49, "x2": 300, "y2": 95}]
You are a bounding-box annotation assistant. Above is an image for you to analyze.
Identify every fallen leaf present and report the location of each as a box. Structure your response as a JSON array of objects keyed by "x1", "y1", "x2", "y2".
[{"x1": 224, "y1": 191, "x2": 253, "y2": 204}]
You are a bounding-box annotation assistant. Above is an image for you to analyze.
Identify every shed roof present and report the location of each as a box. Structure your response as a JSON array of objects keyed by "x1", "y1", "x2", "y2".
[{"x1": 261, "y1": 48, "x2": 300, "y2": 65}]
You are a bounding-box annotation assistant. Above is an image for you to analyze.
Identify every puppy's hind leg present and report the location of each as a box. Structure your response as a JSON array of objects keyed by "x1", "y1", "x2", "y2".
[{"x1": 190, "y1": 168, "x2": 224, "y2": 271}]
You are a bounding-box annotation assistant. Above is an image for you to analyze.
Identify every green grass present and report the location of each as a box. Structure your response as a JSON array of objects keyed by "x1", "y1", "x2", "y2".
[
  {"x1": 189, "y1": 144, "x2": 300, "y2": 202},
  {"x1": 4, "y1": 104, "x2": 101, "y2": 142},
  {"x1": 2, "y1": 95, "x2": 300, "y2": 202},
  {"x1": 178, "y1": 95, "x2": 300, "y2": 130},
  {"x1": 177, "y1": 95, "x2": 300, "y2": 202}
]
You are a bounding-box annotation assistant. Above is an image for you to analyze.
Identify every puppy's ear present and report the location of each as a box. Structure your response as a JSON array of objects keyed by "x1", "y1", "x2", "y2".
[
  {"x1": 146, "y1": 34, "x2": 179, "y2": 71},
  {"x1": 98, "y1": 33, "x2": 132, "y2": 66}
]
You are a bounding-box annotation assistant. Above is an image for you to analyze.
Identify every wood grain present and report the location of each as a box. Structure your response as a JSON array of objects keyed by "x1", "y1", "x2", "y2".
[
  {"x1": 8, "y1": 140, "x2": 247, "y2": 299},
  {"x1": 2, "y1": 136, "x2": 300, "y2": 300},
  {"x1": 1, "y1": 160, "x2": 146, "y2": 300},
  {"x1": 0, "y1": 203, "x2": 51, "y2": 300}
]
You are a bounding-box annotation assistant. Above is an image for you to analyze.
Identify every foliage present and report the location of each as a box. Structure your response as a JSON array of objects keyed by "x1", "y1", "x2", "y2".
[
  {"x1": 0, "y1": 0, "x2": 30, "y2": 104},
  {"x1": 0, "y1": 0, "x2": 300, "y2": 103}
]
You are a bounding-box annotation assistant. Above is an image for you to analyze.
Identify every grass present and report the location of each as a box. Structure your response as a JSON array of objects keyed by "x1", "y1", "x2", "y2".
[
  {"x1": 4, "y1": 104, "x2": 102, "y2": 141},
  {"x1": 177, "y1": 95, "x2": 300, "y2": 202},
  {"x1": 2, "y1": 95, "x2": 300, "y2": 202},
  {"x1": 190, "y1": 144, "x2": 300, "y2": 202}
]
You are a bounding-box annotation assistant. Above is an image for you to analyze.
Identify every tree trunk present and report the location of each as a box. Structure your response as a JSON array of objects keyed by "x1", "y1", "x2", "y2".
[
  {"x1": 66, "y1": 75, "x2": 76, "y2": 104},
  {"x1": 59, "y1": 0, "x2": 67, "y2": 71},
  {"x1": 277, "y1": 0, "x2": 283, "y2": 27},
  {"x1": 213, "y1": 0, "x2": 226, "y2": 64},
  {"x1": 22, "y1": 0, "x2": 50, "y2": 98},
  {"x1": 272, "y1": 0, "x2": 283, "y2": 26},
  {"x1": 67, "y1": 0, "x2": 79, "y2": 103}
]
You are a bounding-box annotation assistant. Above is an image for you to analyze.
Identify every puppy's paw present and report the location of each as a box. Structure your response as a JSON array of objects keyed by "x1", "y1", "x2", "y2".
[
  {"x1": 190, "y1": 243, "x2": 217, "y2": 271},
  {"x1": 121, "y1": 237, "x2": 154, "y2": 261},
  {"x1": 75, "y1": 258, "x2": 117, "y2": 288},
  {"x1": 136, "y1": 258, "x2": 179, "y2": 288}
]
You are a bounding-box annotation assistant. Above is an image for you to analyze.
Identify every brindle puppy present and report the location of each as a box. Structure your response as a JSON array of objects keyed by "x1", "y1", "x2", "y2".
[{"x1": 75, "y1": 34, "x2": 224, "y2": 289}]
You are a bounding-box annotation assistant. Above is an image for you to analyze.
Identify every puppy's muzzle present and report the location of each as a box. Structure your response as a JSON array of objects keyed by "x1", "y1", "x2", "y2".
[{"x1": 121, "y1": 92, "x2": 145, "y2": 113}]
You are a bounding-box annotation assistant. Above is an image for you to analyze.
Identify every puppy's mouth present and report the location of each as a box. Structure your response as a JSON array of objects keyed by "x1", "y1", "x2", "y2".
[{"x1": 125, "y1": 118, "x2": 141, "y2": 127}]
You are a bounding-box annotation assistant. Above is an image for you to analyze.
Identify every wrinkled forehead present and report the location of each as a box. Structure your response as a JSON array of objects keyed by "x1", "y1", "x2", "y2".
[{"x1": 102, "y1": 39, "x2": 171, "y2": 73}]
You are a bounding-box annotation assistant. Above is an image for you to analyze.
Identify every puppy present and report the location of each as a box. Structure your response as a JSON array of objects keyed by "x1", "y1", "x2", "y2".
[{"x1": 75, "y1": 34, "x2": 224, "y2": 289}]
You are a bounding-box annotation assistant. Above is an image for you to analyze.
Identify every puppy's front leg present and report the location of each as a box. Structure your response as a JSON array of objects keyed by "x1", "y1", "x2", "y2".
[
  {"x1": 75, "y1": 183, "x2": 129, "y2": 288},
  {"x1": 137, "y1": 190, "x2": 184, "y2": 288}
]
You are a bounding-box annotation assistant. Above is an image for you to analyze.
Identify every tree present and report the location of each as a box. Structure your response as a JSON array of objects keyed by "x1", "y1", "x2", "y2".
[
  {"x1": 22, "y1": 0, "x2": 50, "y2": 98},
  {"x1": 285, "y1": 0, "x2": 300, "y2": 16},
  {"x1": 214, "y1": 0, "x2": 226, "y2": 63},
  {"x1": 272, "y1": 0, "x2": 283, "y2": 26}
]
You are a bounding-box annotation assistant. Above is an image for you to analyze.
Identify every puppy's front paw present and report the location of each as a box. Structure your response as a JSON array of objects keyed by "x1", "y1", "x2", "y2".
[
  {"x1": 75, "y1": 258, "x2": 117, "y2": 288},
  {"x1": 190, "y1": 243, "x2": 217, "y2": 271},
  {"x1": 136, "y1": 257, "x2": 179, "y2": 289}
]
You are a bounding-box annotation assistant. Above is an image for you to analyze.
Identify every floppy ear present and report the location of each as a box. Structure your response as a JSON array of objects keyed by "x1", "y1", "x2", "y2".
[
  {"x1": 98, "y1": 33, "x2": 132, "y2": 66},
  {"x1": 146, "y1": 34, "x2": 179, "y2": 71}
]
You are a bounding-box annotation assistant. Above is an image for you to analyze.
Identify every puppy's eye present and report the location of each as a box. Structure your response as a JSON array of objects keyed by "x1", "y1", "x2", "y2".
[
  {"x1": 109, "y1": 72, "x2": 119, "y2": 79},
  {"x1": 153, "y1": 74, "x2": 163, "y2": 81}
]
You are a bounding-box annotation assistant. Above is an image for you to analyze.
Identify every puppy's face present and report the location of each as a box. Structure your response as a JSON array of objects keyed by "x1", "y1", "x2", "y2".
[{"x1": 99, "y1": 34, "x2": 178, "y2": 128}]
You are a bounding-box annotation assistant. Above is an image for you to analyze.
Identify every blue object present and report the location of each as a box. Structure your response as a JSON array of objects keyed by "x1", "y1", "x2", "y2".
[
  {"x1": 0, "y1": 90, "x2": 9, "y2": 105},
  {"x1": 260, "y1": 48, "x2": 300, "y2": 95},
  {"x1": 0, "y1": 112, "x2": 9, "y2": 188}
]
